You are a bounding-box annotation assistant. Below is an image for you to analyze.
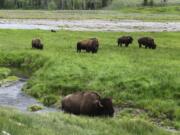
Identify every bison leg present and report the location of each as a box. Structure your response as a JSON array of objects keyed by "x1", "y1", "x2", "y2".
[
  {"x1": 145, "y1": 45, "x2": 148, "y2": 49},
  {"x1": 86, "y1": 48, "x2": 91, "y2": 53},
  {"x1": 125, "y1": 44, "x2": 129, "y2": 47},
  {"x1": 77, "y1": 48, "x2": 81, "y2": 53},
  {"x1": 139, "y1": 44, "x2": 142, "y2": 48}
]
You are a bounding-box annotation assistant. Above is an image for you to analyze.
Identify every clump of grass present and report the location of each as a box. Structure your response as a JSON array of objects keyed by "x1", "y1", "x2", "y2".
[
  {"x1": 43, "y1": 95, "x2": 58, "y2": 106},
  {"x1": 28, "y1": 105, "x2": 44, "y2": 112},
  {"x1": 0, "y1": 67, "x2": 11, "y2": 80}
]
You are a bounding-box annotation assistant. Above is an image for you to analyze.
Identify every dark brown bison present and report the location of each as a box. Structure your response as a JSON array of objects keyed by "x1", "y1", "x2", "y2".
[
  {"x1": 77, "y1": 38, "x2": 99, "y2": 53},
  {"x1": 32, "y1": 38, "x2": 43, "y2": 50},
  {"x1": 117, "y1": 36, "x2": 133, "y2": 47},
  {"x1": 51, "y1": 29, "x2": 57, "y2": 32},
  {"x1": 61, "y1": 91, "x2": 114, "y2": 117},
  {"x1": 138, "y1": 37, "x2": 157, "y2": 49}
]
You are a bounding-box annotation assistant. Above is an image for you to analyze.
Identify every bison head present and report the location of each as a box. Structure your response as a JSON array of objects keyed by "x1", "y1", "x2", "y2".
[
  {"x1": 40, "y1": 44, "x2": 44, "y2": 49},
  {"x1": 98, "y1": 98, "x2": 114, "y2": 117},
  {"x1": 129, "y1": 37, "x2": 133, "y2": 43},
  {"x1": 152, "y1": 44, "x2": 157, "y2": 49}
]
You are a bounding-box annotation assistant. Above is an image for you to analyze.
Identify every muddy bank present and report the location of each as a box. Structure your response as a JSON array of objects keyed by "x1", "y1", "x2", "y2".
[
  {"x1": 0, "y1": 80, "x2": 57, "y2": 113},
  {"x1": 0, "y1": 19, "x2": 180, "y2": 32}
]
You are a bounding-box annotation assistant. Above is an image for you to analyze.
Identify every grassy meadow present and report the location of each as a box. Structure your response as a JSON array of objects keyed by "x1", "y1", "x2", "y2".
[
  {"x1": 0, "y1": 107, "x2": 176, "y2": 135},
  {"x1": 0, "y1": 5, "x2": 180, "y2": 21},
  {"x1": 0, "y1": 29, "x2": 179, "y2": 134}
]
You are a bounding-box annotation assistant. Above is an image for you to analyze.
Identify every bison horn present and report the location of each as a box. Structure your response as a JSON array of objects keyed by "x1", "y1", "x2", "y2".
[{"x1": 94, "y1": 100, "x2": 103, "y2": 108}]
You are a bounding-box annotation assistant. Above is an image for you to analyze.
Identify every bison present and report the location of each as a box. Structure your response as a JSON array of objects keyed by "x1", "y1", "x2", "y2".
[
  {"x1": 61, "y1": 91, "x2": 114, "y2": 117},
  {"x1": 32, "y1": 38, "x2": 43, "y2": 50},
  {"x1": 77, "y1": 38, "x2": 99, "y2": 53},
  {"x1": 117, "y1": 36, "x2": 133, "y2": 47},
  {"x1": 138, "y1": 37, "x2": 157, "y2": 49},
  {"x1": 51, "y1": 29, "x2": 57, "y2": 32}
]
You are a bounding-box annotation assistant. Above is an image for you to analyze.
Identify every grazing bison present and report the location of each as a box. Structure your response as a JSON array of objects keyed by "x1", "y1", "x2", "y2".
[
  {"x1": 77, "y1": 38, "x2": 99, "y2": 53},
  {"x1": 51, "y1": 29, "x2": 57, "y2": 32},
  {"x1": 117, "y1": 36, "x2": 133, "y2": 47},
  {"x1": 61, "y1": 91, "x2": 114, "y2": 117},
  {"x1": 138, "y1": 37, "x2": 157, "y2": 49},
  {"x1": 32, "y1": 38, "x2": 43, "y2": 50}
]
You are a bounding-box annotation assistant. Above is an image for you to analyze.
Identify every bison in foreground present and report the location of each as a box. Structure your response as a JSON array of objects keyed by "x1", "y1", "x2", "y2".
[
  {"x1": 32, "y1": 38, "x2": 43, "y2": 50},
  {"x1": 61, "y1": 91, "x2": 114, "y2": 117},
  {"x1": 138, "y1": 37, "x2": 157, "y2": 49},
  {"x1": 77, "y1": 38, "x2": 99, "y2": 53},
  {"x1": 117, "y1": 36, "x2": 133, "y2": 47}
]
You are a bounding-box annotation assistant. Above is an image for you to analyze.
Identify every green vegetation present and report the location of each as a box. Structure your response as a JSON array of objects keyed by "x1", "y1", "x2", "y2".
[
  {"x1": 0, "y1": 107, "x2": 177, "y2": 135},
  {"x1": 0, "y1": 0, "x2": 179, "y2": 9},
  {"x1": 28, "y1": 105, "x2": 43, "y2": 112},
  {"x1": 0, "y1": 67, "x2": 11, "y2": 80},
  {"x1": 0, "y1": 67, "x2": 19, "y2": 85},
  {"x1": 106, "y1": 0, "x2": 180, "y2": 9},
  {"x1": 0, "y1": 29, "x2": 179, "y2": 131},
  {"x1": 0, "y1": 5, "x2": 180, "y2": 21},
  {"x1": 0, "y1": 0, "x2": 112, "y2": 10}
]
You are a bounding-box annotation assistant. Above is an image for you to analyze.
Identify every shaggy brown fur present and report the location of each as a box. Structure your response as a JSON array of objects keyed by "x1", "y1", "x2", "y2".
[
  {"x1": 138, "y1": 37, "x2": 157, "y2": 49},
  {"x1": 117, "y1": 36, "x2": 133, "y2": 47},
  {"x1": 32, "y1": 38, "x2": 43, "y2": 50},
  {"x1": 61, "y1": 91, "x2": 114, "y2": 116},
  {"x1": 77, "y1": 38, "x2": 99, "y2": 53}
]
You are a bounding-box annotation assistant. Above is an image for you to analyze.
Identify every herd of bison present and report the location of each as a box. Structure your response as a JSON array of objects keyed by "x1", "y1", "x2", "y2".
[
  {"x1": 32, "y1": 36, "x2": 157, "y2": 53},
  {"x1": 31, "y1": 34, "x2": 157, "y2": 117}
]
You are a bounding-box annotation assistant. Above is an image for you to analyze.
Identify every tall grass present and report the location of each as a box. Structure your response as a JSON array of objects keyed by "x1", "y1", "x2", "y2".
[
  {"x1": 0, "y1": 6, "x2": 180, "y2": 21},
  {"x1": 0, "y1": 107, "x2": 175, "y2": 135}
]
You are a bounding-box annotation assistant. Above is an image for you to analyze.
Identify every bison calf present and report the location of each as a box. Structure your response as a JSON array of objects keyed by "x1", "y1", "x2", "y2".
[
  {"x1": 117, "y1": 36, "x2": 133, "y2": 47},
  {"x1": 32, "y1": 38, "x2": 43, "y2": 50},
  {"x1": 61, "y1": 91, "x2": 114, "y2": 117},
  {"x1": 138, "y1": 37, "x2": 157, "y2": 49},
  {"x1": 77, "y1": 38, "x2": 99, "y2": 53}
]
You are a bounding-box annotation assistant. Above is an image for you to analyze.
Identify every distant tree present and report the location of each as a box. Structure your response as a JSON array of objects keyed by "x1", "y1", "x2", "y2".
[
  {"x1": 149, "y1": 0, "x2": 154, "y2": 6},
  {"x1": 143, "y1": 0, "x2": 148, "y2": 6},
  {"x1": 4, "y1": 0, "x2": 15, "y2": 8},
  {"x1": 161, "y1": 0, "x2": 167, "y2": 5},
  {"x1": 0, "y1": 0, "x2": 113, "y2": 9},
  {"x1": 0, "y1": 0, "x2": 5, "y2": 8},
  {"x1": 48, "y1": 0, "x2": 57, "y2": 10}
]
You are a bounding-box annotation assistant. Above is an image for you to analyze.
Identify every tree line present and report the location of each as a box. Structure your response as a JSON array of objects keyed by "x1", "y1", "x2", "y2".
[
  {"x1": 143, "y1": 0, "x2": 168, "y2": 6},
  {"x1": 0, "y1": 0, "x2": 170, "y2": 9},
  {"x1": 0, "y1": 0, "x2": 112, "y2": 9}
]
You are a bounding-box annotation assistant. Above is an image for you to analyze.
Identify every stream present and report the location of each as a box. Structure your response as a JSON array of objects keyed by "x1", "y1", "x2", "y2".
[
  {"x1": 0, "y1": 80, "x2": 57, "y2": 113},
  {"x1": 0, "y1": 79, "x2": 179, "y2": 133},
  {"x1": 0, "y1": 19, "x2": 180, "y2": 32}
]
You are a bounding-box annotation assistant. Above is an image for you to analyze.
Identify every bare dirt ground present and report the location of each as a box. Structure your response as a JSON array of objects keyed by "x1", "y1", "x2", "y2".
[{"x1": 0, "y1": 19, "x2": 180, "y2": 32}]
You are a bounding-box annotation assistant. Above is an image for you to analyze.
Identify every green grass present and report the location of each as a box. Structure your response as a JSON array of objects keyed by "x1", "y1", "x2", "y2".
[
  {"x1": 0, "y1": 29, "x2": 179, "y2": 133},
  {"x1": 0, "y1": 5, "x2": 180, "y2": 21},
  {"x1": 0, "y1": 107, "x2": 177, "y2": 135},
  {"x1": 0, "y1": 67, "x2": 19, "y2": 85},
  {"x1": 0, "y1": 67, "x2": 11, "y2": 80}
]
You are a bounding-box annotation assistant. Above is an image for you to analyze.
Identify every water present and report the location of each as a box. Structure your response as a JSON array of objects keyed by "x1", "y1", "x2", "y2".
[
  {"x1": 0, "y1": 19, "x2": 180, "y2": 32},
  {"x1": 0, "y1": 80, "x2": 57, "y2": 113}
]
